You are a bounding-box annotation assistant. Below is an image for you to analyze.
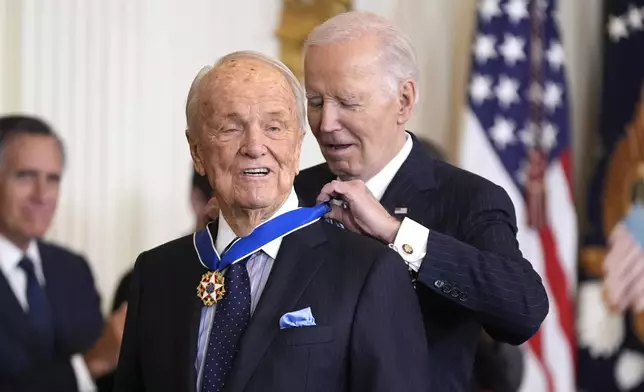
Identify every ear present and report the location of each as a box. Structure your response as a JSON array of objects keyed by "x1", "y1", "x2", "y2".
[
  {"x1": 186, "y1": 129, "x2": 206, "y2": 175},
  {"x1": 396, "y1": 79, "x2": 417, "y2": 125}
]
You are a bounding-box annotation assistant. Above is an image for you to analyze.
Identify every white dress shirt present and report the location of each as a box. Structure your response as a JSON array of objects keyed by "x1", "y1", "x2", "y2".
[
  {"x1": 195, "y1": 188, "x2": 299, "y2": 390},
  {"x1": 363, "y1": 132, "x2": 430, "y2": 272},
  {"x1": 0, "y1": 235, "x2": 96, "y2": 392}
]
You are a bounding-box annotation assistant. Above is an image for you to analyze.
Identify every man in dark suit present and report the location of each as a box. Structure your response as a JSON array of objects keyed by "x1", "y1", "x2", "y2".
[
  {"x1": 416, "y1": 137, "x2": 525, "y2": 392},
  {"x1": 114, "y1": 51, "x2": 430, "y2": 392},
  {"x1": 296, "y1": 11, "x2": 549, "y2": 391},
  {"x1": 0, "y1": 116, "x2": 124, "y2": 391},
  {"x1": 96, "y1": 169, "x2": 214, "y2": 392}
]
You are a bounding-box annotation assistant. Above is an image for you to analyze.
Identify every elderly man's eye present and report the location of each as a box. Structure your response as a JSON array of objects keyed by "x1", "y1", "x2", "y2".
[
  {"x1": 268, "y1": 126, "x2": 280, "y2": 133},
  {"x1": 307, "y1": 99, "x2": 323, "y2": 109},
  {"x1": 340, "y1": 101, "x2": 359, "y2": 108}
]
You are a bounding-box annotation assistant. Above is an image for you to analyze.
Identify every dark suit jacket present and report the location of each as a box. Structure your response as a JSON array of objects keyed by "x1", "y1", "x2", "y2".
[
  {"x1": 0, "y1": 241, "x2": 104, "y2": 392},
  {"x1": 294, "y1": 133, "x2": 549, "y2": 391},
  {"x1": 114, "y1": 219, "x2": 430, "y2": 392}
]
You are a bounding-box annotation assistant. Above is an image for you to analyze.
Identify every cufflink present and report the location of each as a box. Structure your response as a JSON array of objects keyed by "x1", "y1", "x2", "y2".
[{"x1": 402, "y1": 244, "x2": 413, "y2": 255}]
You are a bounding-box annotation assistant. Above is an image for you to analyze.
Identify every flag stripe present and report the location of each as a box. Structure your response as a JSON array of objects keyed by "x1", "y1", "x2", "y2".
[
  {"x1": 459, "y1": 1, "x2": 577, "y2": 390},
  {"x1": 559, "y1": 149, "x2": 573, "y2": 201},
  {"x1": 528, "y1": 330, "x2": 555, "y2": 392},
  {"x1": 539, "y1": 226, "x2": 575, "y2": 351}
]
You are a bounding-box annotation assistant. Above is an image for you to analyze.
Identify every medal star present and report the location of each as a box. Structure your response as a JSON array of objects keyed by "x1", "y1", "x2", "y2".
[{"x1": 197, "y1": 271, "x2": 226, "y2": 305}]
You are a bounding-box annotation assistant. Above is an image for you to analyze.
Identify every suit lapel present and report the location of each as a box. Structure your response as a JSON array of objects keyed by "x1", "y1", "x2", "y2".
[
  {"x1": 0, "y1": 270, "x2": 34, "y2": 347},
  {"x1": 380, "y1": 134, "x2": 438, "y2": 215},
  {"x1": 224, "y1": 222, "x2": 327, "y2": 392},
  {"x1": 176, "y1": 230, "x2": 211, "y2": 392}
]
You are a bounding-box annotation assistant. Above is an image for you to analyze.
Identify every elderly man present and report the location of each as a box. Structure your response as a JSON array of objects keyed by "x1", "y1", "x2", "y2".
[
  {"x1": 114, "y1": 51, "x2": 430, "y2": 392},
  {"x1": 0, "y1": 115, "x2": 124, "y2": 391},
  {"x1": 294, "y1": 11, "x2": 549, "y2": 391}
]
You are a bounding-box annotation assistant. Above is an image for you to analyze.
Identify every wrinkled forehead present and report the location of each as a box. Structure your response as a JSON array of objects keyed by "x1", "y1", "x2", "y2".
[{"x1": 201, "y1": 58, "x2": 295, "y2": 110}]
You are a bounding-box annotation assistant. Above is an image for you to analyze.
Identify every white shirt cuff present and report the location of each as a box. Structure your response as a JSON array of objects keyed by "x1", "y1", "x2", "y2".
[
  {"x1": 392, "y1": 218, "x2": 429, "y2": 272},
  {"x1": 70, "y1": 354, "x2": 97, "y2": 392}
]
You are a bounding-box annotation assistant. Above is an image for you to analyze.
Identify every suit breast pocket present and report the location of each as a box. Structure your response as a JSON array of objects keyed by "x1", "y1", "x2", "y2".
[{"x1": 280, "y1": 325, "x2": 334, "y2": 346}]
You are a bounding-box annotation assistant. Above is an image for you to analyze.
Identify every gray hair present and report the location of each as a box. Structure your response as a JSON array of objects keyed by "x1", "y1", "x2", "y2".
[
  {"x1": 0, "y1": 115, "x2": 66, "y2": 168},
  {"x1": 185, "y1": 51, "x2": 307, "y2": 134},
  {"x1": 304, "y1": 11, "x2": 420, "y2": 104}
]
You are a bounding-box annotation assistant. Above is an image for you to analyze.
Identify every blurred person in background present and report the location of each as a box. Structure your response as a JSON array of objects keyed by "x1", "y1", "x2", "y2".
[
  {"x1": 294, "y1": 11, "x2": 547, "y2": 391},
  {"x1": 0, "y1": 115, "x2": 124, "y2": 392},
  {"x1": 96, "y1": 168, "x2": 215, "y2": 392}
]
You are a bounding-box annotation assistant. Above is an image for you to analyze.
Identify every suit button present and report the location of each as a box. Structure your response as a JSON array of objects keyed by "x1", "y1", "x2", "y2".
[
  {"x1": 459, "y1": 292, "x2": 468, "y2": 302},
  {"x1": 442, "y1": 283, "x2": 452, "y2": 293},
  {"x1": 450, "y1": 289, "x2": 460, "y2": 298},
  {"x1": 434, "y1": 280, "x2": 444, "y2": 288}
]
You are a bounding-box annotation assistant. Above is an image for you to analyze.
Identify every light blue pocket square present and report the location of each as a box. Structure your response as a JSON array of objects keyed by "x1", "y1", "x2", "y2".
[{"x1": 279, "y1": 307, "x2": 316, "y2": 329}]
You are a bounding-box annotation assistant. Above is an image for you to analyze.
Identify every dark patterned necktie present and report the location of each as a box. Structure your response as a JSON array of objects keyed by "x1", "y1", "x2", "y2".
[
  {"x1": 18, "y1": 256, "x2": 54, "y2": 352},
  {"x1": 201, "y1": 254, "x2": 254, "y2": 392}
]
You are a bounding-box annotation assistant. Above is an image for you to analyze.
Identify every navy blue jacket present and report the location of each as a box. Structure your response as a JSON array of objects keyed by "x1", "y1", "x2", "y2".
[
  {"x1": 114, "y1": 219, "x2": 430, "y2": 392},
  {"x1": 294, "y1": 133, "x2": 549, "y2": 391},
  {"x1": 0, "y1": 241, "x2": 103, "y2": 392}
]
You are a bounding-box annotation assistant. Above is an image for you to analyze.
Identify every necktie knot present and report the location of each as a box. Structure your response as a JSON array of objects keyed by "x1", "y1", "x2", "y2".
[{"x1": 18, "y1": 256, "x2": 36, "y2": 276}]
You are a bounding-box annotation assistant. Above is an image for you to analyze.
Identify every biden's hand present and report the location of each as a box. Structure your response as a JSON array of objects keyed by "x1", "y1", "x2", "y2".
[{"x1": 316, "y1": 180, "x2": 400, "y2": 244}]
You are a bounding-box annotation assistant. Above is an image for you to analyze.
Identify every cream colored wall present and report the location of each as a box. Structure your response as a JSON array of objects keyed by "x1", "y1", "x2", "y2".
[
  {"x1": 0, "y1": 0, "x2": 21, "y2": 113},
  {"x1": 0, "y1": 0, "x2": 603, "y2": 307}
]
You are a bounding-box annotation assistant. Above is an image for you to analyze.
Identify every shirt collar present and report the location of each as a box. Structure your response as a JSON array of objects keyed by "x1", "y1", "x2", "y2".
[
  {"x1": 0, "y1": 235, "x2": 44, "y2": 283},
  {"x1": 216, "y1": 188, "x2": 299, "y2": 260},
  {"x1": 364, "y1": 132, "x2": 413, "y2": 201}
]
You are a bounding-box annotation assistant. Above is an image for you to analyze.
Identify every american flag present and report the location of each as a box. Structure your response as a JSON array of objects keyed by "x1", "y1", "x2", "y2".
[{"x1": 458, "y1": 1, "x2": 577, "y2": 391}]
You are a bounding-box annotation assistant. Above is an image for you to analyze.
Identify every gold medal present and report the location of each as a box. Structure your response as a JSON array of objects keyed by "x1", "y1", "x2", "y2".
[{"x1": 197, "y1": 270, "x2": 226, "y2": 306}]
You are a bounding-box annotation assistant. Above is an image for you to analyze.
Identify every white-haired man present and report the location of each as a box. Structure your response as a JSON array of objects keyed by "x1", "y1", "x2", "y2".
[
  {"x1": 114, "y1": 51, "x2": 430, "y2": 392},
  {"x1": 294, "y1": 11, "x2": 549, "y2": 391}
]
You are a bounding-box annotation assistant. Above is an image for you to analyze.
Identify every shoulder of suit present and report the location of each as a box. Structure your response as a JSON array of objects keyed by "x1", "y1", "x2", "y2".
[
  {"x1": 133, "y1": 233, "x2": 196, "y2": 271},
  {"x1": 318, "y1": 220, "x2": 393, "y2": 258},
  {"x1": 139, "y1": 233, "x2": 194, "y2": 259},
  {"x1": 296, "y1": 163, "x2": 332, "y2": 184},
  {"x1": 433, "y1": 159, "x2": 506, "y2": 195},
  {"x1": 37, "y1": 239, "x2": 87, "y2": 263}
]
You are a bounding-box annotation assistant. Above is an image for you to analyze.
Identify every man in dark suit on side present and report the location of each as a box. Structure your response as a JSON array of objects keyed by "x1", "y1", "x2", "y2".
[
  {"x1": 0, "y1": 115, "x2": 124, "y2": 391},
  {"x1": 295, "y1": 11, "x2": 549, "y2": 391},
  {"x1": 416, "y1": 137, "x2": 525, "y2": 392},
  {"x1": 96, "y1": 168, "x2": 214, "y2": 392},
  {"x1": 114, "y1": 50, "x2": 430, "y2": 392}
]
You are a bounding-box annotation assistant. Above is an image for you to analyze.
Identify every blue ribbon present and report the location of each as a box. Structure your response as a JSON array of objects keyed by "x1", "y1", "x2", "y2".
[{"x1": 194, "y1": 202, "x2": 331, "y2": 271}]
